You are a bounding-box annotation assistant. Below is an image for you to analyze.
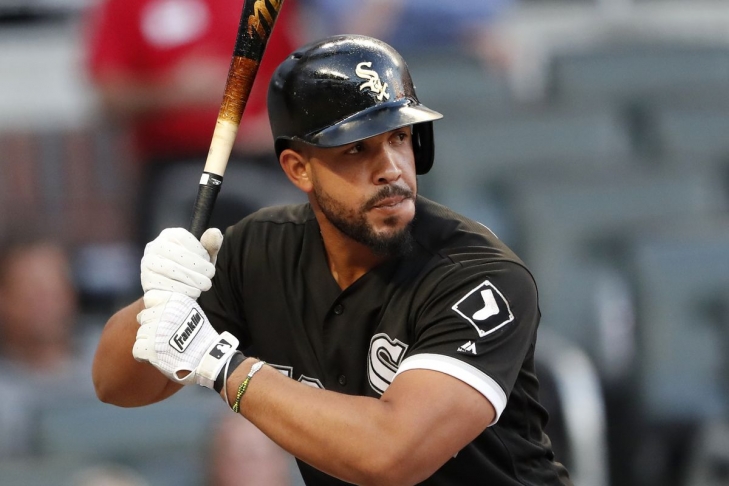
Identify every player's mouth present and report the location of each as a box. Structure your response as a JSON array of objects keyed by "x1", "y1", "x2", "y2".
[
  {"x1": 369, "y1": 195, "x2": 415, "y2": 218},
  {"x1": 365, "y1": 185, "x2": 414, "y2": 212},
  {"x1": 373, "y1": 195, "x2": 406, "y2": 209}
]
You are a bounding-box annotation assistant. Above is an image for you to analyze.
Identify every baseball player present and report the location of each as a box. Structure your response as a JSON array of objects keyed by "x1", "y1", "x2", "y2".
[{"x1": 93, "y1": 35, "x2": 572, "y2": 485}]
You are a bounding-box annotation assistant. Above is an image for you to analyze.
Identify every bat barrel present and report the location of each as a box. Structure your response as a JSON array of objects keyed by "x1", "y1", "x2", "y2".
[{"x1": 188, "y1": 0, "x2": 285, "y2": 238}]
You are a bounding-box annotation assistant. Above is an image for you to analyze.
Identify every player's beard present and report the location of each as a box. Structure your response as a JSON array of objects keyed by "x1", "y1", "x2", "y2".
[{"x1": 313, "y1": 183, "x2": 415, "y2": 257}]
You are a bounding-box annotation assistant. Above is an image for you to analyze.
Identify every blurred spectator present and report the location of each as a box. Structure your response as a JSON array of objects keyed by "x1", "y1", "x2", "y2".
[
  {"x1": 72, "y1": 463, "x2": 151, "y2": 486},
  {"x1": 206, "y1": 413, "x2": 296, "y2": 486},
  {"x1": 83, "y1": 0, "x2": 304, "y2": 247},
  {"x1": 302, "y1": 0, "x2": 515, "y2": 65},
  {"x1": 0, "y1": 236, "x2": 98, "y2": 457}
]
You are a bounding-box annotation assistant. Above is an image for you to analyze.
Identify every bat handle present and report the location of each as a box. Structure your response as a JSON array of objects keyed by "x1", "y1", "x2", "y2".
[{"x1": 190, "y1": 172, "x2": 224, "y2": 239}]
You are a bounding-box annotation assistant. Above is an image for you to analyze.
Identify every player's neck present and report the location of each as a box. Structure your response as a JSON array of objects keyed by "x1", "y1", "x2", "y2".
[{"x1": 316, "y1": 219, "x2": 387, "y2": 291}]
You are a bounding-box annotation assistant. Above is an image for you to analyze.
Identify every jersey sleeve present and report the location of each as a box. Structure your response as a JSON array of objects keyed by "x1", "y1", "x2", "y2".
[
  {"x1": 395, "y1": 260, "x2": 540, "y2": 423},
  {"x1": 197, "y1": 224, "x2": 252, "y2": 348}
]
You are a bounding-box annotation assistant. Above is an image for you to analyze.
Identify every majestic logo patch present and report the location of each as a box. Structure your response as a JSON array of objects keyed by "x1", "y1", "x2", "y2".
[
  {"x1": 209, "y1": 338, "x2": 233, "y2": 359},
  {"x1": 367, "y1": 333, "x2": 408, "y2": 395},
  {"x1": 170, "y1": 308, "x2": 204, "y2": 352},
  {"x1": 457, "y1": 341, "x2": 477, "y2": 355},
  {"x1": 452, "y1": 280, "x2": 514, "y2": 338},
  {"x1": 356, "y1": 61, "x2": 390, "y2": 101}
]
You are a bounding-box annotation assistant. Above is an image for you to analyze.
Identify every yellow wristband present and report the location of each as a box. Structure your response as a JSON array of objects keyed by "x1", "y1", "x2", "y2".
[{"x1": 232, "y1": 360, "x2": 266, "y2": 413}]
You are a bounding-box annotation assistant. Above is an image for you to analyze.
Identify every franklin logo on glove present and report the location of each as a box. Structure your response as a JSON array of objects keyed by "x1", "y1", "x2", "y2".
[{"x1": 170, "y1": 309, "x2": 204, "y2": 352}]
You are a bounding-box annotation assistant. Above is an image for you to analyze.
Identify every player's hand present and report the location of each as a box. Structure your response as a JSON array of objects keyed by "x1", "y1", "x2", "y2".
[
  {"x1": 140, "y1": 227, "x2": 224, "y2": 300},
  {"x1": 132, "y1": 290, "x2": 239, "y2": 389}
]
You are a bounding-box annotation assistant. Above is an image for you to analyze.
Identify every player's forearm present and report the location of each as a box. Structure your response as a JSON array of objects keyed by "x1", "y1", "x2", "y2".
[
  {"x1": 225, "y1": 360, "x2": 436, "y2": 486},
  {"x1": 92, "y1": 298, "x2": 181, "y2": 407}
]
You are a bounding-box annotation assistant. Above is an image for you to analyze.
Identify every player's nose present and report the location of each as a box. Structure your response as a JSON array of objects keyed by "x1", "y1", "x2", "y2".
[{"x1": 373, "y1": 145, "x2": 403, "y2": 185}]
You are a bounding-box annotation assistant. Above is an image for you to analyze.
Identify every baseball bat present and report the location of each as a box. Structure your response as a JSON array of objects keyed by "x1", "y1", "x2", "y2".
[{"x1": 189, "y1": 0, "x2": 285, "y2": 239}]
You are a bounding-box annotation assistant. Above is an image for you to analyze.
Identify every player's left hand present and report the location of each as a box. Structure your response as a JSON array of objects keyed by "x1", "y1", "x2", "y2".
[
  {"x1": 140, "y1": 227, "x2": 224, "y2": 300},
  {"x1": 133, "y1": 290, "x2": 239, "y2": 389}
]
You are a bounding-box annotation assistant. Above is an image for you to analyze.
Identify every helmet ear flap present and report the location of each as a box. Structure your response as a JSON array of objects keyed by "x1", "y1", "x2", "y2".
[{"x1": 413, "y1": 122, "x2": 435, "y2": 175}]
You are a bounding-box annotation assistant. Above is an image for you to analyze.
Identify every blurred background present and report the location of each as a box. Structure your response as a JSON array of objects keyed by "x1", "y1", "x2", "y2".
[{"x1": 1, "y1": 0, "x2": 729, "y2": 485}]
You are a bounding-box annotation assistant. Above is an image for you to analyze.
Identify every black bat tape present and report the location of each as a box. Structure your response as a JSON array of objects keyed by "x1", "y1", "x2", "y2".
[{"x1": 190, "y1": 172, "x2": 224, "y2": 239}]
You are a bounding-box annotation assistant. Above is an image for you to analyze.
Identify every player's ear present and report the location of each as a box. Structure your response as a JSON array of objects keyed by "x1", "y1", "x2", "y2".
[{"x1": 280, "y1": 148, "x2": 313, "y2": 193}]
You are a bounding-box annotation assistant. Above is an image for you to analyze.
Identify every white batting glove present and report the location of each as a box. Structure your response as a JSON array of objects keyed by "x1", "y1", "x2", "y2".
[
  {"x1": 133, "y1": 290, "x2": 239, "y2": 389},
  {"x1": 140, "y1": 227, "x2": 224, "y2": 300}
]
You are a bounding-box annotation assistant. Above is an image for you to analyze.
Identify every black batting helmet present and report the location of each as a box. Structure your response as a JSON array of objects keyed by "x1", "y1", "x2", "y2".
[{"x1": 267, "y1": 35, "x2": 443, "y2": 174}]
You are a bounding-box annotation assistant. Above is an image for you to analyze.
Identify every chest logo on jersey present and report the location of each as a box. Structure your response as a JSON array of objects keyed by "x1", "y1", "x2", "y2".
[
  {"x1": 452, "y1": 280, "x2": 514, "y2": 340},
  {"x1": 367, "y1": 333, "x2": 409, "y2": 395}
]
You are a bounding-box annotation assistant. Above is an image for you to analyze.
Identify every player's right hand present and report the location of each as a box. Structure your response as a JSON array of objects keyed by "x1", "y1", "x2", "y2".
[
  {"x1": 133, "y1": 290, "x2": 240, "y2": 389},
  {"x1": 140, "y1": 227, "x2": 223, "y2": 300}
]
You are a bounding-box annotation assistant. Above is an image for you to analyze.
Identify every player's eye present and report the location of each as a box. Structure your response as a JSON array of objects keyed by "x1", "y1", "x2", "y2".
[
  {"x1": 345, "y1": 142, "x2": 365, "y2": 154},
  {"x1": 391, "y1": 131, "x2": 409, "y2": 144}
]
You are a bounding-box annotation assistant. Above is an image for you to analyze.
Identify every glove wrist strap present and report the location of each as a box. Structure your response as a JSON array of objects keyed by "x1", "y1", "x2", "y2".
[{"x1": 195, "y1": 331, "x2": 240, "y2": 389}]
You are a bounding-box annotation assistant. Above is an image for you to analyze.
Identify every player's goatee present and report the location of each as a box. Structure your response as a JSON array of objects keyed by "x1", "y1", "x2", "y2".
[{"x1": 314, "y1": 184, "x2": 415, "y2": 257}]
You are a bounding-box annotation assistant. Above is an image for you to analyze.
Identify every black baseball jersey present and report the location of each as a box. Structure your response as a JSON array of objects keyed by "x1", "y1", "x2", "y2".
[{"x1": 198, "y1": 196, "x2": 571, "y2": 486}]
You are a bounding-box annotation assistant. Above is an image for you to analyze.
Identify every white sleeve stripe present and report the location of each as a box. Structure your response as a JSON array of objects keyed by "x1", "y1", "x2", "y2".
[{"x1": 394, "y1": 353, "x2": 507, "y2": 425}]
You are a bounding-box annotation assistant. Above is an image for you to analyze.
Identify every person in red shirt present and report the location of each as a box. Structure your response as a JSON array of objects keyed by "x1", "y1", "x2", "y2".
[{"x1": 85, "y1": 0, "x2": 304, "y2": 244}]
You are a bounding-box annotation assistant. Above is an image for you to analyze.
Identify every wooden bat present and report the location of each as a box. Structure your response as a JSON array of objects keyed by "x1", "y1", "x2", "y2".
[{"x1": 189, "y1": 0, "x2": 285, "y2": 239}]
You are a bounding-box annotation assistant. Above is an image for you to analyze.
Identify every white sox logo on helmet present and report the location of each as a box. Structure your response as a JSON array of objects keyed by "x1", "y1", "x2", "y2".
[{"x1": 356, "y1": 62, "x2": 390, "y2": 101}]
